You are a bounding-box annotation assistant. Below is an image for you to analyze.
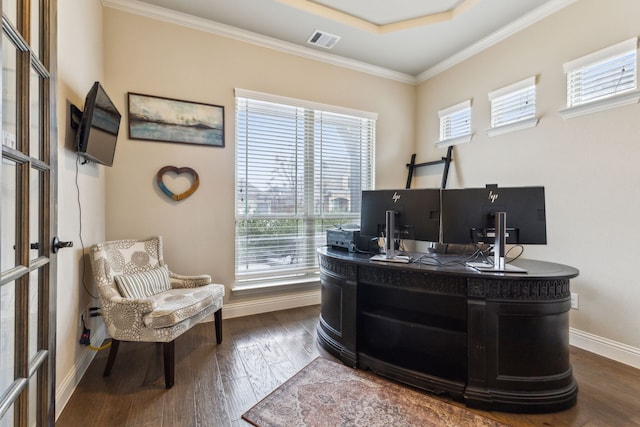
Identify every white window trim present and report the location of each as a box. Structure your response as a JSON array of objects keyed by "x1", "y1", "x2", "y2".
[
  {"x1": 560, "y1": 37, "x2": 639, "y2": 119},
  {"x1": 234, "y1": 88, "x2": 378, "y2": 120},
  {"x1": 486, "y1": 117, "x2": 539, "y2": 137},
  {"x1": 435, "y1": 134, "x2": 473, "y2": 149},
  {"x1": 486, "y1": 76, "x2": 538, "y2": 137},
  {"x1": 559, "y1": 89, "x2": 640, "y2": 120},
  {"x1": 233, "y1": 271, "x2": 320, "y2": 293},
  {"x1": 436, "y1": 99, "x2": 472, "y2": 147},
  {"x1": 562, "y1": 38, "x2": 637, "y2": 75},
  {"x1": 438, "y1": 99, "x2": 471, "y2": 119},
  {"x1": 488, "y1": 76, "x2": 536, "y2": 101}
]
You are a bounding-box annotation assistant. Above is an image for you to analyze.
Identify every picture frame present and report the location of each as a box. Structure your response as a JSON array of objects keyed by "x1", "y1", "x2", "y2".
[{"x1": 128, "y1": 92, "x2": 225, "y2": 147}]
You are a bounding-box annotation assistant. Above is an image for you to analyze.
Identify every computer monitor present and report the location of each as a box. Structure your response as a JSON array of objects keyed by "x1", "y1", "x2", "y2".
[
  {"x1": 441, "y1": 185, "x2": 546, "y2": 271},
  {"x1": 360, "y1": 188, "x2": 441, "y2": 249}
]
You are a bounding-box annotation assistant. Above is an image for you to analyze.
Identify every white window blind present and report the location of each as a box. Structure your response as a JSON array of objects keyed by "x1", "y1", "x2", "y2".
[
  {"x1": 489, "y1": 77, "x2": 536, "y2": 128},
  {"x1": 564, "y1": 37, "x2": 638, "y2": 108},
  {"x1": 438, "y1": 100, "x2": 471, "y2": 146},
  {"x1": 235, "y1": 89, "x2": 376, "y2": 287}
]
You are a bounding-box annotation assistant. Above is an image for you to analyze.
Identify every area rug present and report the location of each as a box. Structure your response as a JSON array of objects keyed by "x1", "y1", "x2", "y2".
[{"x1": 243, "y1": 357, "x2": 509, "y2": 427}]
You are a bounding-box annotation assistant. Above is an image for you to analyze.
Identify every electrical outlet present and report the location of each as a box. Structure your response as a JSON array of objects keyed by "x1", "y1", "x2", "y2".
[{"x1": 570, "y1": 292, "x2": 579, "y2": 310}]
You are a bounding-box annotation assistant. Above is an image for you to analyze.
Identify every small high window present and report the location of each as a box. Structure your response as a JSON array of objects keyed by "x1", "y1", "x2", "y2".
[
  {"x1": 488, "y1": 76, "x2": 538, "y2": 136},
  {"x1": 437, "y1": 99, "x2": 471, "y2": 147},
  {"x1": 561, "y1": 37, "x2": 639, "y2": 119}
]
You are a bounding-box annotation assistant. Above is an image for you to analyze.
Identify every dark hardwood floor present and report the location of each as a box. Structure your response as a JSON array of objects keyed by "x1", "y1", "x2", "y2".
[{"x1": 56, "y1": 305, "x2": 640, "y2": 426}]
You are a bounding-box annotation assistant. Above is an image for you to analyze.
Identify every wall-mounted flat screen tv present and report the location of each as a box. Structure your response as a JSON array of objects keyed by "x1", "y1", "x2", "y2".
[{"x1": 73, "y1": 82, "x2": 121, "y2": 166}]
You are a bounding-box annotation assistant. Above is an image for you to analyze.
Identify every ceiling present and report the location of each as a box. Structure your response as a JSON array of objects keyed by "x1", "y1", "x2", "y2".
[{"x1": 115, "y1": 0, "x2": 574, "y2": 82}]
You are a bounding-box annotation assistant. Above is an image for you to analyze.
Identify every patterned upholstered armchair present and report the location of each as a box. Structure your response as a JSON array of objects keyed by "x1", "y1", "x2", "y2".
[{"x1": 89, "y1": 236, "x2": 224, "y2": 388}]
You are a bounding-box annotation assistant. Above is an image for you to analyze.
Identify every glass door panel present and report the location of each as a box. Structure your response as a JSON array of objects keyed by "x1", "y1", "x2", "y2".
[
  {"x1": 0, "y1": 282, "x2": 16, "y2": 393},
  {"x1": 29, "y1": 168, "x2": 43, "y2": 260},
  {"x1": 29, "y1": 271, "x2": 39, "y2": 360},
  {"x1": 0, "y1": 404, "x2": 14, "y2": 427},
  {"x1": 28, "y1": 374, "x2": 37, "y2": 427},
  {"x1": 2, "y1": 34, "x2": 17, "y2": 150},
  {"x1": 1, "y1": 160, "x2": 17, "y2": 271},
  {"x1": 30, "y1": 67, "x2": 42, "y2": 160},
  {"x1": 2, "y1": 1, "x2": 17, "y2": 30},
  {"x1": 31, "y1": 1, "x2": 41, "y2": 59}
]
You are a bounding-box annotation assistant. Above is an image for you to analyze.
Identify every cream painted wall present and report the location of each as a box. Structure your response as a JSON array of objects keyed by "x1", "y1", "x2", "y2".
[
  {"x1": 53, "y1": 0, "x2": 640, "y2": 417},
  {"x1": 102, "y1": 8, "x2": 415, "y2": 301},
  {"x1": 415, "y1": 0, "x2": 640, "y2": 349},
  {"x1": 56, "y1": 0, "x2": 107, "y2": 415}
]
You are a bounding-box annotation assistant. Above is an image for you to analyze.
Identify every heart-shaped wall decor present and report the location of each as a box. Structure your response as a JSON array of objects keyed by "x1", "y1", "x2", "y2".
[{"x1": 156, "y1": 166, "x2": 200, "y2": 201}]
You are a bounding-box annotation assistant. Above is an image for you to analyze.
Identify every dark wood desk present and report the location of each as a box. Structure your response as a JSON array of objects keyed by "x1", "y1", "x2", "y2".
[{"x1": 317, "y1": 247, "x2": 579, "y2": 413}]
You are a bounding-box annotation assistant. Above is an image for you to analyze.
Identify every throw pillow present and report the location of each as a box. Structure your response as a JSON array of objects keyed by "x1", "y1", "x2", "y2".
[{"x1": 114, "y1": 265, "x2": 171, "y2": 299}]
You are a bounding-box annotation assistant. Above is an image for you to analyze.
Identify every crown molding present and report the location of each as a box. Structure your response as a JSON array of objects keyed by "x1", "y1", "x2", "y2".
[
  {"x1": 417, "y1": 0, "x2": 577, "y2": 83},
  {"x1": 102, "y1": 0, "x2": 417, "y2": 85},
  {"x1": 103, "y1": 0, "x2": 575, "y2": 86}
]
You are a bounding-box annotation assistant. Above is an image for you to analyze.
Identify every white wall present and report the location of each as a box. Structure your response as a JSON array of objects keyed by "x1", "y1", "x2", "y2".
[
  {"x1": 101, "y1": 8, "x2": 415, "y2": 302},
  {"x1": 56, "y1": 0, "x2": 107, "y2": 417},
  {"x1": 415, "y1": 0, "x2": 640, "y2": 353}
]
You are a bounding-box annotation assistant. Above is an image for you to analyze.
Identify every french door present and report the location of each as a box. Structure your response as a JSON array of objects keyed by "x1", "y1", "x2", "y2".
[{"x1": 1, "y1": 0, "x2": 57, "y2": 426}]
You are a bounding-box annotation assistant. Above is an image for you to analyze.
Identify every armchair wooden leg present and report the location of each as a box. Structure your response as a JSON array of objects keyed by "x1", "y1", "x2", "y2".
[
  {"x1": 163, "y1": 340, "x2": 175, "y2": 389},
  {"x1": 214, "y1": 308, "x2": 223, "y2": 344},
  {"x1": 104, "y1": 339, "x2": 120, "y2": 377}
]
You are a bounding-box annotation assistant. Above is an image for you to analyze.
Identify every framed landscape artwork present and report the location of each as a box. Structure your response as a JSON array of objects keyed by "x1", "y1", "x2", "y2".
[{"x1": 128, "y1": 93, "x2": 225, "y2": 147}]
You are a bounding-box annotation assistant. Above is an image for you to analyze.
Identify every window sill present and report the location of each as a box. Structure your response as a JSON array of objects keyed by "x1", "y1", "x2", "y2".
[
  {"x1": 486, "y1": 117, "x2": 538, "y2": 137},
  {"x1": 435, "y1": 133, "x2": 472, "y2": 149},
  {"x1": 559, "y1": 90, "x2": 640, "y2": 119},
  {"x1": 232, "y1": 273, "x2": 320, "y2": 296}
]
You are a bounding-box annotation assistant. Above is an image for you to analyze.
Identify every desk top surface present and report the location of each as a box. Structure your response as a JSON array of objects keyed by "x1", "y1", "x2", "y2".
[{"x1": 318, "y1": 247, "x2": 579, "y2": 280}]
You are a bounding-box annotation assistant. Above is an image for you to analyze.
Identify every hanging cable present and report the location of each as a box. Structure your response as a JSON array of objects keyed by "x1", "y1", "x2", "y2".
[{"x1": 75, "y1": 153, "x2": 98, "y2": 299}]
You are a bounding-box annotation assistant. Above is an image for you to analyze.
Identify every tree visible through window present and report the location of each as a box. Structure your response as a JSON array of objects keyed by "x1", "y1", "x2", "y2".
[{"x1": 235, "y1": 90, "x2": 376, "y2": 287}]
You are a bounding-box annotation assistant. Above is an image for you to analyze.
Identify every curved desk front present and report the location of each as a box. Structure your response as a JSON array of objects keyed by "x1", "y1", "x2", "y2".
[{"x1": 317, "y1": 247, "x2": 579, "y2": 413}]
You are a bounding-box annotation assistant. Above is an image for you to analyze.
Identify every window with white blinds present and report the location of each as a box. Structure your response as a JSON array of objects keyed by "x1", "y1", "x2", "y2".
[
  {"x1": 561, "y1": 37, "x2": 639, "y2": 118},
  {"x1": 235, "y1": 89, "x2": 376, "y2": 288},
  {"x1": 487, "y1": 77, "x2": 538, "y2": 136},
  {"x1": 437, "y1": 99, "x2": 471, "y2": 147}
]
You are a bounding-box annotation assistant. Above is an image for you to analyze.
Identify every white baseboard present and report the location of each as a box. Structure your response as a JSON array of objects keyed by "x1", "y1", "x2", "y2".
[
  {"x1": 222, "y1": 289, "x2": 321, "y2": 319},
  {"x1": 570, "y1": 327, "x2": 640, "y2": 370},
  {"x1": 55, "y1": 323, "x2": 107, "y2": 421}
]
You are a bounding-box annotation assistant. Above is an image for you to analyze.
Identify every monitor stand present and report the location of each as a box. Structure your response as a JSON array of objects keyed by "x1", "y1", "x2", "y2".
[
  {"x1": 383, "y1": 210, "x2": 395, "y2": 258},
  {"x1": 466, "y1": 212, "x2": 527, "y2": 273},
  {"x1": 371, "y1": 210, "x2": 409, "y2": 263}
]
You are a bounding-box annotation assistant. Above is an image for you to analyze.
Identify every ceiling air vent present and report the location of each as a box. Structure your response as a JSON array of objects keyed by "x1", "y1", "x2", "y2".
[{"x1": 307, "y1": 30, "x2": 341, "y2": 49}]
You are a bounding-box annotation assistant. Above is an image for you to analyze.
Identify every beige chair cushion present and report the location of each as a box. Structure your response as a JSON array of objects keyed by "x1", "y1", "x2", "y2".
[
  {"x1": 143, "y1": 284, "x2": 225, "y2": 329},
  {"x1": 114, "y1": 265, "x2": 171, "y2": 299}
]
